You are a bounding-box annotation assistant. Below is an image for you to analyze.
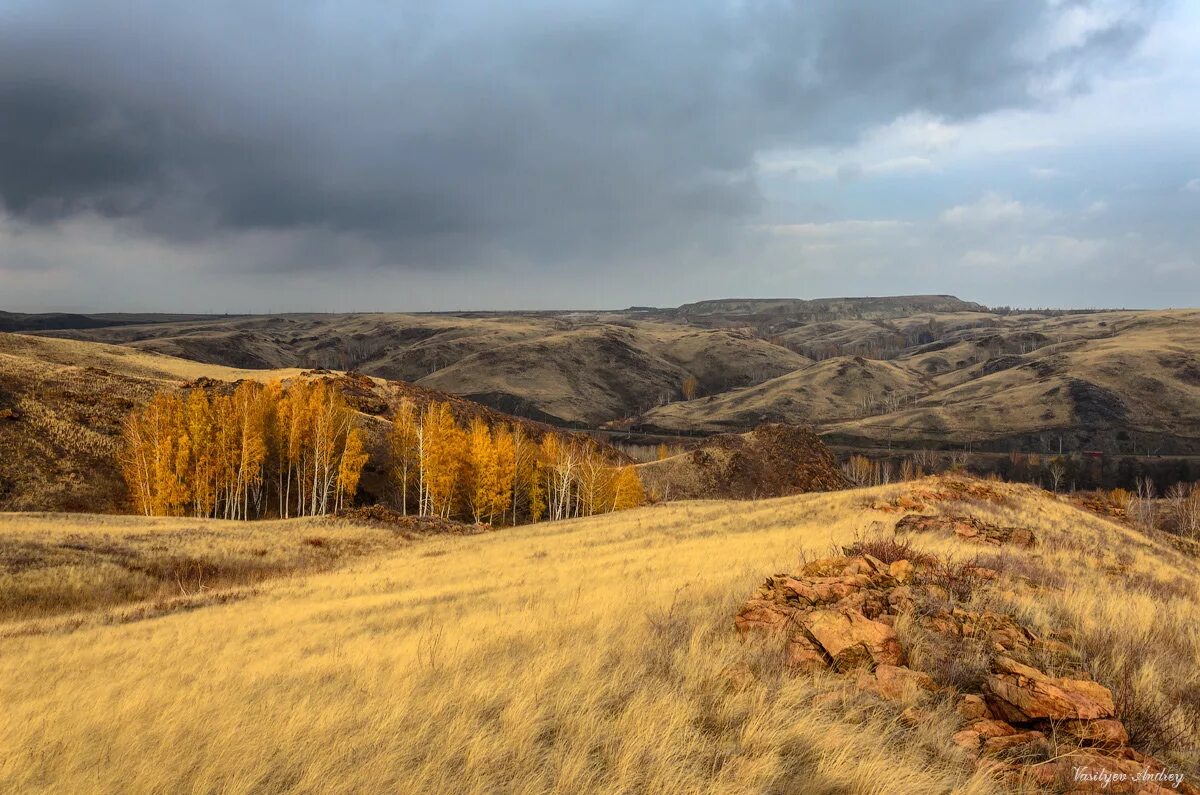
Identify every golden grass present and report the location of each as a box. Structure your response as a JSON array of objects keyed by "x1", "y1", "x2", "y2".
[
  {"x1": 0, "y1": 332, "x2": 307, "y2": 383},
  {"x1": 0, "y1": 513, "x2": 424, "y2": 625},
  {"x1": 0, "y1": 477, "x2": 1196, "y2": 793}
]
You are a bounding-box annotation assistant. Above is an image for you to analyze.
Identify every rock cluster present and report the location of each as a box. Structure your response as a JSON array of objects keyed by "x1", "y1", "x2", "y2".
[
  {"x1": 735, "y1": 550, "x2": 1196, "y2": 794},
  {"x1": 894, "y1": 513, "x2": 1036, "y2": 548},
  {"x1": 869, "y1": 477, "x2": 1011, "y2": 513}
]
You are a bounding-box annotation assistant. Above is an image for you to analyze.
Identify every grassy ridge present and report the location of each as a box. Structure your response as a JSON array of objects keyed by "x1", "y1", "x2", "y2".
[{"x1": 1, "y1": 478, "x2": 1198, "y2": 792}]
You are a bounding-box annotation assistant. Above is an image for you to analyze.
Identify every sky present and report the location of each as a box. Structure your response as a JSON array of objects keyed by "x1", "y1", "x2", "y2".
[{"x1": 1, "y1": 0, "x2": 1198, "y2": 312}]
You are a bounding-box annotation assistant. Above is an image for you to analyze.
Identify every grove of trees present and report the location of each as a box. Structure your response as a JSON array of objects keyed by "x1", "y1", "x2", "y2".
[
  {"x1": 390, "y1": 398, "x2": 644, "y2": 524},
  {"x1": 121, "y1": 380, "x2": 645, "y2": 525},
  {"x1": 121, "y1": 380, "x2": 367, "y2": 519}
]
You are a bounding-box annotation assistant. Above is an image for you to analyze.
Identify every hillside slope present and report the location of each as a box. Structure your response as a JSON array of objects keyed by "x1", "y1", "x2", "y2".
[
  {"x1": 40, "y1": 314, "x2": 807, "y2": 425},
  {"x1": 637, "y1": 356, "x2": 926, "y2": 433},
  {"x1": 0, "y1": 334, "x2": 306, "y2": 512},
  {"x1": 0, "y1": 334, "x2": 591, "y2": 513},
  {"x1": 2, "y1": 476, "x2": 1197, "y2": 792},
  {"x1": 826, "y1": 312, "x2": 1200, "y2": 453}
]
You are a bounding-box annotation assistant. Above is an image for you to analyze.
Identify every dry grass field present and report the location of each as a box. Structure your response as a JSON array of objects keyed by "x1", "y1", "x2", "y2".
[
  {"x1": 2, "y1": 476, "x2": 1197, "y2": 793},
  {"x1": 0, "y1": 512, "x2": 459, "y2": 627}
]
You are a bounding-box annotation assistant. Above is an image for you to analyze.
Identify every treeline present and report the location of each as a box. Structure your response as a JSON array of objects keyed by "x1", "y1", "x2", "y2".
[
  {"x1": 121, "y1": 379, "x2": 646, "y2": 524},
  {"x1": 389, "y1": 399, "x2": 644, "y2": 524},
  {"x1": 121, "y1": 380, "x2": 367, "y2": 519}
]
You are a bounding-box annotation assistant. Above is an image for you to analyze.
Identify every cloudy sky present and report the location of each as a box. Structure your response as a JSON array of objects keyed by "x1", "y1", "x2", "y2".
[{"x1": 2, "y1": 0, "x2": 1197, "y2": 312}]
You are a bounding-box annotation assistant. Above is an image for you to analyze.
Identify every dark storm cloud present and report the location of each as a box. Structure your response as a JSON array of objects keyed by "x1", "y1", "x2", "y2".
[{"x1": 0, "y1": 0, "x2": 1159, "y2": 270}]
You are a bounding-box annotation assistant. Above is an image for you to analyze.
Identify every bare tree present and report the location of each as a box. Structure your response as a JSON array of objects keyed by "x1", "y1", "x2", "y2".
[
  {"x1": 1047, "y1": 460, "x2": 1067, "y2": 493},
  {"x1": 1129, "y1": 477, "x2": 1158, "y2": 530},
  {"x1": 1166, "y1": 482, "x2": 1200, "y2": 538}
]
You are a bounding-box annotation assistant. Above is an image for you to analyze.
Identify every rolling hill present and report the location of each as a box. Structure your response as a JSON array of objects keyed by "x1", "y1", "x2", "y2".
[
  {"x1": 2, "y1": 476, "x2": 1197, "y2": 792},
  {"x1": 16, "y1": 299, "x2": 1200, "y2": 455}
]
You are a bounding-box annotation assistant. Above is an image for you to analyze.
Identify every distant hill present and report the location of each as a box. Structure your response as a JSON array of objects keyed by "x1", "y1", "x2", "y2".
[
  {"x1": 672, "y1": 295, "x2": 988, "y2": 324},
  {"x1": 18, "y1": 299, "x2": 1200, "y2": 456},
  {"x1": 0, "y1": 310, "x2": 220, "y2": 332}
]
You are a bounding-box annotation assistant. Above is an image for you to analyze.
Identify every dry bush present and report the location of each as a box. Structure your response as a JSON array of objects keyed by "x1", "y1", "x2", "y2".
[
  {"x1": 1109, "y1": 640, "x2": 1200, "y2": 756},
  {"x1": 1166, "y1": 482, "x2": 1200, "y2": 539},
  {"x1": 911, "y1": 554, "x2": 988, "y2": 604},
  {"x1": 844, "y1": 534, "x2": 937, "y2": 566}
]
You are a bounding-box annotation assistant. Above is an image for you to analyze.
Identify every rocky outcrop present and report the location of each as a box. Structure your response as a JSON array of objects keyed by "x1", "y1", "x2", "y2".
[
  {"x1": 803, "y1": 607, "x2": 904, "y2": 670},
  {"x1": 735, "y1": 554, "x2": 904, "y2": 675},
  {"x1": 734, "y1": 544, "x2": 1197, "y2": 794},
  {"x1": 894, "y1": 513, "x2": 1036, "y2": 547},
  {"x1": 637, "y1": 424, "x2": 849, "y2": 501},
  {"x1": 985, "y1": 656, "x2": 1114, "y2": 722}
]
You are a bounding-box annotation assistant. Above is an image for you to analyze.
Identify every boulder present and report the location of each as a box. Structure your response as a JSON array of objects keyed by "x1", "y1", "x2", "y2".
[
  {"x1": 801, "y1": 607, "x2": 904, "y2": 670},
  {"x1": 956, "y1": 694, "x2": 990, "y2": 720},
  {"x1": 858, "y1": 664, "x2": 936, "y2": 701},
  {"x1": 952, "y1": 719, "x2": 1016, "y2": 753},
  {"x1": 985, "y1": 656, "x2": 1114, "y2": 722},
  {"x1": 1058, "y1": 719, "x2": 1129, "y2": 749},
  {"x1": 783, "y1": 633, "x2": 830, "y2": 672},
  {"x1": 734, "y1": 599, "x2": 797, "y2": 635},
  {"x1": 888, "y1": 559, "x2": 913, "y2": 583},
  {"x1": 776, "y1": 575, "x2": 871, "y2": 606},
  {"x1": 981, "y1": 729, "x2": 1045, "y2": 756},
  {"x1": 895, "y1": 513, "x2": 1036, "y2": 548}
]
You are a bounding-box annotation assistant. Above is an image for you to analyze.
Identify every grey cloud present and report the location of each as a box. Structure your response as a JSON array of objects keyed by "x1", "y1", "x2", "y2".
[{"x1": 0, "y1": 0, "x2": 1160, "y2": 272}]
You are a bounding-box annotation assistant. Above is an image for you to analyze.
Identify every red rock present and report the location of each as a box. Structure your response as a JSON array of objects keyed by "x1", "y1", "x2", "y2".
[
  {"x1": 777, "y1": 575, "x2": 870, "y2": 606},
  {"x1": 1059, "y1": 718, "x2": 1129, "y2": 748},
  {"x1": 888, "y1": 559, "x2": 914, "y2": 583},
  {"x1": 969, "y1": 719, "x2": 1019, "y2": 739},
  {"x1": 956, "y1": 694, "x2": 990, "y2": 720},
  {"x1": 783, "y1": 633, "x2": 830, "y2": 672},
  {"x1": 858, "y1": 664, "x2": 936, "y2": 701},
  {"x1": 801, "y1": 607, "x2": 905, "y2": 671},
  {"x1": 981, "y1": 729, "x2": 1044, "y2": 756},
  {"x1": 734, "y1": 599, "x2": 797, "y2": 635},
  {"x1": 985, "y1": 656, "x2": 1114, "y2": 721}
]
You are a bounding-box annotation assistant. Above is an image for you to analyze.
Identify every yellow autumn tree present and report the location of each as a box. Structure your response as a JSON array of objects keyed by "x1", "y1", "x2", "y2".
[
  {"x1": 122, "y1": 377, "x2": 367, "y2": 520},
  {"x1": 336, "y1": 426, "x2": 369, "y2": 512},
  {"x1": 609, "y1": 465, "x2": 645, "y2": 511},
  {"x1": 421, "y1": 402, "x2": 466, "y2": 518},
  {"x1": 466, "y1": 417, "x2": 499, "y2": 523},
  {"x1": 390, "y1": 398, "x2": 418, "y2": 515},
  {"x1": 490, "y1": 424, "x2": 516, "y2": 524}
]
